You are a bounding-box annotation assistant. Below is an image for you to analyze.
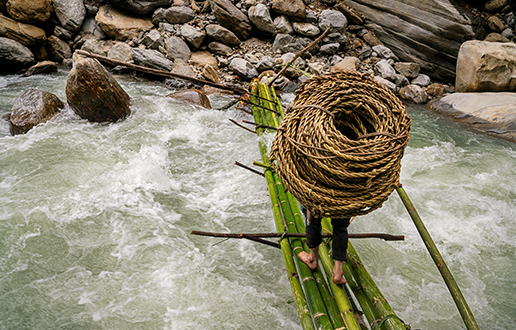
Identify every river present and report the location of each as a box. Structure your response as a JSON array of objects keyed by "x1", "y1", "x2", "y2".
[{"x1": 0, "y1": 70, "x2": 514, "y2": 329}]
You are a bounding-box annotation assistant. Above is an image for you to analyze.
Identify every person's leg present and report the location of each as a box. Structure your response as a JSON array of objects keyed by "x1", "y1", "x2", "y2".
[
  {"x1": 331, "y1": 217, "x2": 351, "y2": 284},
  {"x1": 297, "y1": 210, "x2": 322, "y2": 271}
]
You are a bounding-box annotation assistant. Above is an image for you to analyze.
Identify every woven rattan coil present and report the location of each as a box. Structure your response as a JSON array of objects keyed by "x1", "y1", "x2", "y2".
[{"x1": 269, "y1": 71, "x2": 411, "y2": 218}]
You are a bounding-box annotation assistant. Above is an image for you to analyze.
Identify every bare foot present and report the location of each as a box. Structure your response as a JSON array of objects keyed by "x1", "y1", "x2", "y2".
[
  {"x1": 297, "y1": 251, "x2": 318, "y2": 271},
  {"x1": 333, "y1": 272, "x2": 347, "y2": 285}
]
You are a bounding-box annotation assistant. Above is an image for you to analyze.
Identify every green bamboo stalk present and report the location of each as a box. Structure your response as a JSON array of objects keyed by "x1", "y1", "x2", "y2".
[
  {"x1": 284, "y1": 191, "x2": 345, "y2": 329},
  {"x1": 249, "y1": 81, "x2": 315, "y2": 330},
  {"x1": 396, "y1": 186, "x2": 479, "y2": 330},
  {"x1": 272, "y1": 172, "x2": 333, "y2": 330},
  {"x1": 346, "y1": 243, "x2": 407, "y2": 330},
  {"x1": 321, "y1": 218, "x2": 381, "y2": 329},
  {"x1": 253, "y1": 80, "x2": 334, "y2": 330}
]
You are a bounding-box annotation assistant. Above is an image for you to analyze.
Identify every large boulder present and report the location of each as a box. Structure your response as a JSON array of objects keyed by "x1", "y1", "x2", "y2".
[
  {"x1": 0, "y1": 15, "x2": 46, "y2": 47},
  {"x1": 456, "y1": 40, "x2": 516, "y2": 92},
  {"x1": 53, "y1": 0, "x2": 86, "y2": 32},
  {"x1": 9, "y1": 89, "x2": 64, "y2": 135},
  {"x1": 167, "y1": 89, "x2": 211, "y2": 109},
  {"x1": 132, "y1": 48, "x2": 174, "y2": 71},
  {"x1": 107, "y1": 0, "x2": 173, "y2": 15},
  {"x1": 0, "y1": 37, "x2": 34, "y2": 70},
  {"x1": 343, "y1": 0, "x2": 475, "y2": 82},
  {"x1": 66, "y1": 55, "x2": 131, "y2": 122},
  {"x1": 96, "y1": 5, "x2": 153, "y2": 41},
  {"x1": 210, "y1": 0, "x2": 252, "y2": 40},
  {"x1": 428, "y1": 92, "x2": 516, "y2": 142},
  {"x1": 6, "y1": 0, "x2": 52, "y2": 24}
]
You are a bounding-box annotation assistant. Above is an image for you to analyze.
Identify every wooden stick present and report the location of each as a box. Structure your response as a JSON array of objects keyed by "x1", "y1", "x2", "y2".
[
  {"x1": 268, "y1": 25, "x2": 332, "y2": 87},
  {"x1": 191, "y1": 230, "x2": 405, "y2": 241},
  {"x1": 75, "y1": 50, "x2": 247, "y2": 94}
]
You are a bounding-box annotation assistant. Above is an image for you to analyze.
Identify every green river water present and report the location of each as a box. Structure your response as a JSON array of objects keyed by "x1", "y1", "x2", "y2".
[{"x1": 0, "y1": 70, "x2": 515, "y2": 329}]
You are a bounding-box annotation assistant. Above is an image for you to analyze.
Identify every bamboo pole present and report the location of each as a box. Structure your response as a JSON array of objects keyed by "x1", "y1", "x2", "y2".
[
  {"x1": 250, "y1": 81, "x2": 315, "y2": 330},
  {"x1": 321, "y1": 218, "x2": 381, "y2": 329},
  {"x1": 75, "y1": 50, "x2": 247, "y2": 94},
  {"x1": 252, "y1": 83, "x2": 334, "y2": 330},
  {"x1": 396, "y1": 186, "x2": 479, "y2": 330},
  {"x1": 268, "y1": 25, "x2": 332, "y2": 87}
]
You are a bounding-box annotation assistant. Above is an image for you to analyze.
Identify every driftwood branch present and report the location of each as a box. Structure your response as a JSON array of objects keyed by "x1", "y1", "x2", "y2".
[
  {"x1": 268, "y1": 25, "x2": 333, "y2": 87},
  {"x1": 75, "y1": 50, "x2": 247, "y2": 94},
  {"x1": 191, "y1": 230, "x2": 405, "y2": 241}
]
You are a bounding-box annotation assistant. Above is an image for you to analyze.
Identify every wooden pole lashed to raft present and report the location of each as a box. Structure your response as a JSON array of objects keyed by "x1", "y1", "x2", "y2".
[{"x1": 396, "y1": 186, "x2": 480, "y2": 330}]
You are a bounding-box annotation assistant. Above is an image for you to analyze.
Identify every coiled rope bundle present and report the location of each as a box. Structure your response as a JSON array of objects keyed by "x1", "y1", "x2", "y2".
[{"x1": 269, "y1": 71, "x2": 411, "y2": 218}]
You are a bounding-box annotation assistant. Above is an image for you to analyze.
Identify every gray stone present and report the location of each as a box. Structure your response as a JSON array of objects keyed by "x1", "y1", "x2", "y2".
[
  {"x1": 274, "y1": 15, "x2": 293, "y2": 34},
  {"x1": 373, "y1": 76, "x2": 396, "y2": 92},
  {"x1": 9, "y1": 89, "x2": 63, "y2": 135},
  {"x1": 47, "y1": 36, "x2": 71, "y2": 62},
  {"x1": 374, "y1": 59, "x2": 396, "y2": 80},
  {"x1": 81, "y1": 39, "x2": 114, "y2": 56},
  {"x1": 208, "y1": 41, "x2": 233, "y2": 56},
  {"x1": 107, "y1": 42, "x2": 133, "y2": 62},
  {"x1": 152, "y1": 8, "x2": 166, "y2": 25},
  {"x1": 248, "y1": 4, "x2": 276, "y2": 34},
  {"x1": 372, "y1": 44, "x2": 398, "y2": 61},
  {"x1": 399, "y1": 84, "x2": 427, "y2": 104},
  {"x1": 357, "y1": 45, "x2": 371, "y2": 59},
  {"x1": 429, "y1": 92, "x2": 516, "y2": 141},
  {"x1": 210, "y1": 0, "x2": 252, "y2": 40},
  {"x1": 54, "y1": 26, "x2": 74, "y2": 41},
  {"x1": 319, "y1": 9, "x2": 347, "y2": 34},
  {"x1": 505, "y1": 13, "x2": 516, "y2": 27},
  {"x1": 53, "y1": 0, "x2": 86, "y2": 32},
  {"x1": 107, "y1": 0, "x2": 173, "y2": 15},
  {"x1": 142, "y1": 29, "x2": 163, "y2": 49},
  {"x1": 411, "y1": 74, "x2": 431, "y2": 87},
  {"x1": 272, "y1": 33, "x2": 293, "y2": 52},
  {"x1": 229, "y1": 57, "x2": 258, "y2": 80},
  {"x1": 132, "y1": 47, "x2": 173, "y2": 71},
  {"x1": 502, "y1": 28, "x2": 514, "y2": 40},
  {"x1": 164, "y1": 6, "x2": 195, "y2": 24},
  {"x1": 80, "y1": 16, "x2": 106, "y2": 39},
  {"x1": 205, "y1": 24, "x2": 240, "y2": 47},
  {"x1": 393, "y1": 73, "x2": 409, "y2": 87},
  {"x1": 346, "y1": 0, "x2": 475, "y2": 82},
  {"x1": 292, "y1": 22, "x2": 320, "y2": 37},
  {"x1": 180, "y1": 25, "x2": 206, "y2": 49},
  {"x1": 320, "y1": 43, "x2": 339, "y2": 55},
  {"x1": 256, "y1": 56, "x2": 275, "y2": 72},
  {"x1": 394, "y1": 62, "x2": 420, "y2": 79},
  {"x1": 165, "y1": 36, "x2": 191, "y2": 62}
]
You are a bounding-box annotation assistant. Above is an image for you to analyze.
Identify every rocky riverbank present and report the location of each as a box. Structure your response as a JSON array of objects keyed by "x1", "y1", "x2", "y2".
[{"x1": 1, "y1": 0, "x2": 516, "y2": 141}]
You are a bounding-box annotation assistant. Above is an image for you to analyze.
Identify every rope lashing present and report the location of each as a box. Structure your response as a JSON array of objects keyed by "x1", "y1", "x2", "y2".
[{"x1": 269, "y1": 71, "x2": 411, "y2": 218}]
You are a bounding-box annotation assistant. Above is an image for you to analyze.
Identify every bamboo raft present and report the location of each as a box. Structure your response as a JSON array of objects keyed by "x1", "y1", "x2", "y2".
[
  {"x1": 229, "y1": 80, "x2": 480, "y2": 330},
  {"x1": 73, "y1": 49, "x2": 478, "y2": 330}
]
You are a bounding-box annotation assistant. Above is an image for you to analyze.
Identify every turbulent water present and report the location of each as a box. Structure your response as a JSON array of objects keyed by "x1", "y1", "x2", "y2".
[{"x1": 0, "y1": 70, "x2": 515, "y2": 330}]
